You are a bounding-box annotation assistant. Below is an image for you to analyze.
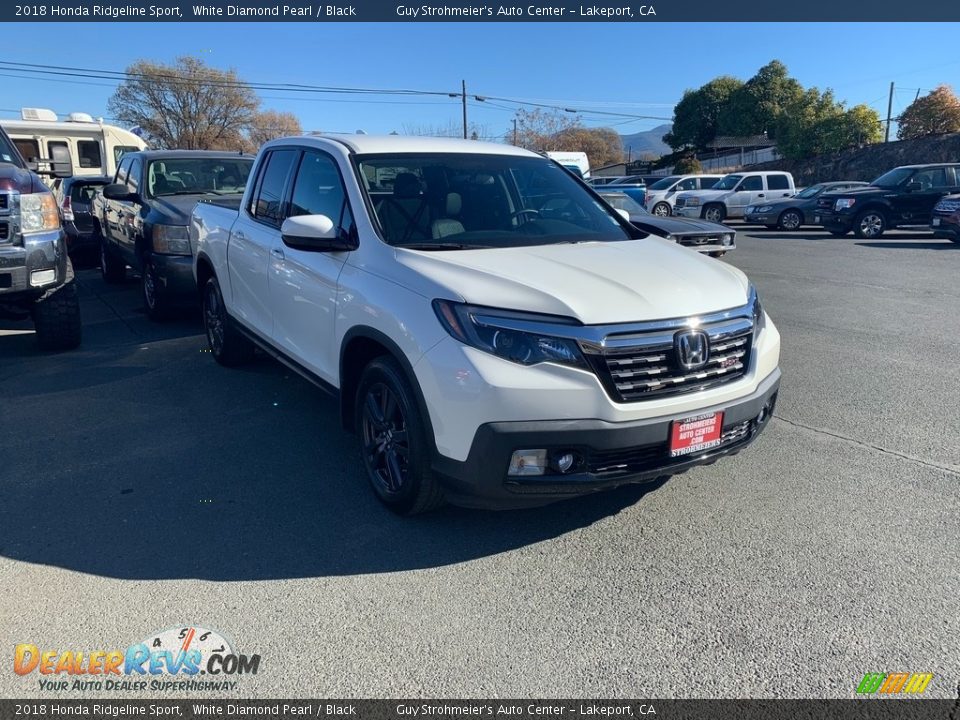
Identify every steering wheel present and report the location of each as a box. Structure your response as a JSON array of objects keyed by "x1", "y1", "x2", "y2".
[{"x1": 511, "y1": 209, "x2": 540, "y2": 221}]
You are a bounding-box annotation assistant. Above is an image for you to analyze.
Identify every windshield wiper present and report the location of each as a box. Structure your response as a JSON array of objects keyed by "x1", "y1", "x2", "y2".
[{"x1": 395, "y1": 242, "x2": 491, "y2": 251}]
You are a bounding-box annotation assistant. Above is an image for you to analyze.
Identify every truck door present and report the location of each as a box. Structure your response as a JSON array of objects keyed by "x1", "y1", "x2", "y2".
[
  {"x1": 901, "y1": 167, "x2": 952, "y2": 224},
  {"x1": 228, "y1": 148, "x2": 299, "y2": 339},
  {"x1": 767, "y1": 173, "x2": 793, "y2": 199},
  {"x1": 269, "y1": 149, "x2": 352, "y2": 384},
  {"x1": 103, "y1": 156, "x2": 133, "y2": 249},
  {"x1": 116, "y1": 156, "x2": 143, "y2": 264},
  {"x1": 729, "y1": 175, "x2": 763, "y2": 212}
]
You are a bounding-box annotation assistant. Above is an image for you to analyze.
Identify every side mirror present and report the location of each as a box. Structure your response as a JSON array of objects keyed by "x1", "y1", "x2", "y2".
[
  {"x1": 281, "y1": 214, "x2": 357, "y2": 252},
  {"x1": 615, "y1": 208, "x2": 631, "y2": 222},
  {"x1": 905, "y1": 181, "x2": 922, "y2": 193},
  {"x1": 103, "y1": 183, "x2": 135, "y2": 201}
]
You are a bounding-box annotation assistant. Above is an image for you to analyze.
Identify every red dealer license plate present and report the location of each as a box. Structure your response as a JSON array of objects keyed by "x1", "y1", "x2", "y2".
[{"x1": 669, "y1": 412, "x2": 724, "y2": 457}]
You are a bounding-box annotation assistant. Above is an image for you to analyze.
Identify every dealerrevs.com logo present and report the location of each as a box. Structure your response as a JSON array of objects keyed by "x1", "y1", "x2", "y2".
[{"x1": 14, "y1": 626, "x2": 261, "y2": 692}]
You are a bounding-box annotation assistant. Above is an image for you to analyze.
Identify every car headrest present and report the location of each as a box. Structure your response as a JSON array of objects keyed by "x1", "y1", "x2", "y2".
[
  {"x1": 446, "y1": 192, "x2": 462, "y2": 216},
  {"x1": 393, "y1": 173, "x2": 422, "y2": 199}
]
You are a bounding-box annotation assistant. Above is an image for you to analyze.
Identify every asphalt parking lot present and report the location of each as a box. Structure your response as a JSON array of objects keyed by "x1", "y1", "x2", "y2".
[{"x1": 1, "y1": 227, "x2": 958, "y2": 699}]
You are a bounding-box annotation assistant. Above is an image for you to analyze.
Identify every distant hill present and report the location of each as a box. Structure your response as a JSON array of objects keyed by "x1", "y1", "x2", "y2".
[{"x1": 620, "y1": 124, "x2": 672, "y2": 159}]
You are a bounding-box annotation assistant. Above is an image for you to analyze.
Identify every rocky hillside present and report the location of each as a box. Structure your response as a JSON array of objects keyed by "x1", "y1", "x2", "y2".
[{"x1": 752, "y1": 133, "x2": 960, "y2": 184}]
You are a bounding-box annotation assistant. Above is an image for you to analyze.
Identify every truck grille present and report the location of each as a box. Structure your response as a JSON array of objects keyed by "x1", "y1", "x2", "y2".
[
  {"x1": 0, "y1": 190, "x2": 11, "y2": 243},
  {"x1": 0, "y1": 194, "x2": 7, "y2": 211},
  {"x1": 585, "y1": 316, "x2": 753, "y2": 402},
  {"x1": 0, "y1": 222, "x2": 8, "y2": 241}
]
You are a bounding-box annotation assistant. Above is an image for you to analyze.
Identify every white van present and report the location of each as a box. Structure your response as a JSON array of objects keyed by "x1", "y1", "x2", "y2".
[
  {"x1": 545, "y1": 151, "x2": 591, "y2": 179},
  {"x1": 673, "y1": 171, "x2": 795, "y2": 222},
  {"x1": 0, "y1": 108, "x2": 147, "y2": 195}
]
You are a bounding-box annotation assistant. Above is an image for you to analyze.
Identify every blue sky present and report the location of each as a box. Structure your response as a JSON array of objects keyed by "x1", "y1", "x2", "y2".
[{"x1": 3, "y1": 22, "x2": 959, "y2": 139}]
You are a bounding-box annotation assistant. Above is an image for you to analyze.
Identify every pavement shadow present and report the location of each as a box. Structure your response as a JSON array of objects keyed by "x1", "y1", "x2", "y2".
[
  {"x1": 856, "y1": 240, "x2": 960, "y2": 250},
  {"x1": 0, "y1": 351, "x2": 665, "y2": 581}
]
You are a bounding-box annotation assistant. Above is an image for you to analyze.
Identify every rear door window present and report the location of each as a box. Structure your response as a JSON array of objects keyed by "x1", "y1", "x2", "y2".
[{"x1": 767, "y1": 174, "x2": 790, "y2": 190}]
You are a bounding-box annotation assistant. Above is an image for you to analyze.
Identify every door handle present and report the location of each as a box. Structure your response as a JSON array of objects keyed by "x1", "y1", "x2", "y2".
[
  {"x1": 233, "y1": 230, "x2": 246, "y2": 240},
  {"x1": 757, "y1": 193, "x2": 765, "y2": 198},
  {"x1": 270, "y1": 247, "x2": 284, "y2": 260}
]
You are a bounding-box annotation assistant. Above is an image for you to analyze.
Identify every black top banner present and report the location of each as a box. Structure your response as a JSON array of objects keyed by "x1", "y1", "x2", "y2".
[{"x1": 0, "y1": 0, "x2": 955, "y2": 22}]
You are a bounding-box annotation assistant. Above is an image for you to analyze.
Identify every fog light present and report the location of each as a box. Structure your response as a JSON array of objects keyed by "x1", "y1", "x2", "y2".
[
  {"x1": 30, "y1": 269, "x2": 56, "y2": 286},
  {"x1": 555, "y1": 452, "x2": 575, "y2": 473},
  {"x1": 508, "y1": 449, "x2": 547, "y2": 477}
]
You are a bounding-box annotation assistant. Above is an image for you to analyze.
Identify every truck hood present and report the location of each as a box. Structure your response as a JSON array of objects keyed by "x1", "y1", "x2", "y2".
[
  {"x1": 632, "y1": 215, "x2": 730, "y2": 235},
  {"x1": 396, "y1": 238, "x2": 750, "y2": 324},
  {"x1": 820, "y1": 185, "x2": 883, "y2": 198},
  {"x1": 0, "y1": 162, "x2": 47, "y2": 194}
]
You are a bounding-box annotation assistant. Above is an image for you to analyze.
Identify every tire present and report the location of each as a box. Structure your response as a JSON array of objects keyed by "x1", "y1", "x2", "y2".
[
  {"x1": 202, "y1": 276, "x2": 254, "y2": 367},
  {"x1": 709, "y1": 251, "x2": 726, "y2": 258},
  {"x1": 702, "y1": 204, "x2": 725, "y2": 223},
  {"x1": 778, "y1": 209, "x2": 803, "y2": 231},
  {"x1": 828, "y1": 230, "x2": 849, "y2": 237},
  {"x1": 652, "y1": 202, "x2": 671, "y2": 217},
  {"x1": 33, "y1": 258, "x2": 82, "y2": 351},
  {"x1": 764, "y1": 224, "x2": 778, "y2": 230},
  {"x1": 854, "y1": 209, "x2": 886, "y2": 239},
  {"x1": 141, "y1": 256, "x2": 172, "y2": 322},
  {"x1": 100, "y1": 242, "x2": 126, "y2": 284},
  {"x1": 356, "y1": 356, "x2": 444, "y2": 515}
]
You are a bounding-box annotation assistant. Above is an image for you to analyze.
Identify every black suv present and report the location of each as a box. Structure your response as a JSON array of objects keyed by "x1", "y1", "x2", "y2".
[
  {"x1": 0, "y1": 125, "x2": 81, "y2": 350},
  {"x1": 60, "y1": 175, "x2": 111, "y2": 262},
  {"x1": 815, "y1": 164, "x2": 960, "y2": 239}
]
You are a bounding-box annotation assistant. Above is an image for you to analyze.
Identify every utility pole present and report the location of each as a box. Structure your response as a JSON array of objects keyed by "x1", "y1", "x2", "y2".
[
  {"x1": 885, "y1": 81, "x2": 894, "y2": 142},
  {"x1": 462, "y1": 80, "x2": 468, "y2": 139},
  {"x1": 513, "y1": 118, "x2": 518, "y2": 146}
]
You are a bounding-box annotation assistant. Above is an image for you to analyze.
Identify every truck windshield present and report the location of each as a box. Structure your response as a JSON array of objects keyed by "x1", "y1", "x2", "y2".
[
  {"x1": 147, "y1": 157, "x2": 253, "y2": 197},
  {"x1": 356, "y1": 153, "x2": 634, "y2": 249},
  {"x1": 0, "y1": 131, "x2": 23, "y2": 166}
]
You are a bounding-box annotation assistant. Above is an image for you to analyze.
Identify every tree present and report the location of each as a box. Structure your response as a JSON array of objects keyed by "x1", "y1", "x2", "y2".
[
  {"x1": 108, "y1": 56, "x2": 259, "y2": 149},
  {"x1": 673, "y1": 156, "x2": 702, "y2": 174},
  {"x1": 509, "y1": 108, "x2": 581, "y2": 152},
  {"x1": 717, "y1": 60, "x2": 804, "y2": 139},
  {"x1": 897, "y1": 85, "x2": 960, "y2": 139},
  {"x1": 402, "y1": 119, "x2": 490, "y2": 139},
  {"x1": 776, "y1": 89, "x2": 883, "y2": 160},
  {"x1": 663, "y1": 76, "x2": 743, "y2": 151},
  {"x1": 245, "y1": 110, "x2": 302, "y2": 152},
  {"x1": 555, "y1": 126, "x2": 624, "y2": 168}
]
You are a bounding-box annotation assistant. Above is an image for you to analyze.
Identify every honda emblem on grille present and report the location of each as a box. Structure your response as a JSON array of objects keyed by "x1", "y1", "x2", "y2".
[{"x1": 675, "y1": 330, "x2": 709, "y2": 370}]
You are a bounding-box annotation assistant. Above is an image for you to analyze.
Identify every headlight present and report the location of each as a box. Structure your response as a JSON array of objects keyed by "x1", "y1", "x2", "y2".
[
  {"x1": 686, "y1": 197, "x2": 701, "y2": 206},
  {"x1": 755, "y1": 206, "x2": 774, "y2": 213},
  {"x1": 723, "y1": 234, "x2": 734, "y2": 246},
  {"x1": 20, "y1": 192, "x2": 60, "y2": 234},
  {"x1": 152, "y1": 224, "x2": 191, "y2": 255},
  {"x1": 433, "y1": 300, "x2": 587, "y2": 370},
  {"x1": 834, "y1": 198, "x2": 856, "y2": 211}
]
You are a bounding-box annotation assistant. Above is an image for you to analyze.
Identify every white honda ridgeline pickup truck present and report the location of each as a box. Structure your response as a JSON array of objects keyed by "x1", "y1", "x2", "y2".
[{"x1": 191, "y1": 135, "x2": 781, "y2": 514}]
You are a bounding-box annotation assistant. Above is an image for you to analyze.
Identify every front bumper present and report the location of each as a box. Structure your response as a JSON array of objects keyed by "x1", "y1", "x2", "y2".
[
  {"x1": 673, "y1": 206, "x2": 702, "y2": 219},
  {"x1": 931, "y1": 215, "x2": 960, "y2": 240},
  {"x1": 433, "y1": 369, "x2": 781, "y2": 509},
  {"x1": 150, "y1": 253, "x2": 198, "y2": 306},
  {"x1": 813, "y1": 210, "x2": 855, "y2": 232},
  {"x1": 744, "y1": 212, "x2": 778, "y2": 225},
  {"x1": 675, "y1": 237, "x2": 735, "y2": 254},
  {"x1": 0, "y1": 228, "x2": 67, "y2": 307}
]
